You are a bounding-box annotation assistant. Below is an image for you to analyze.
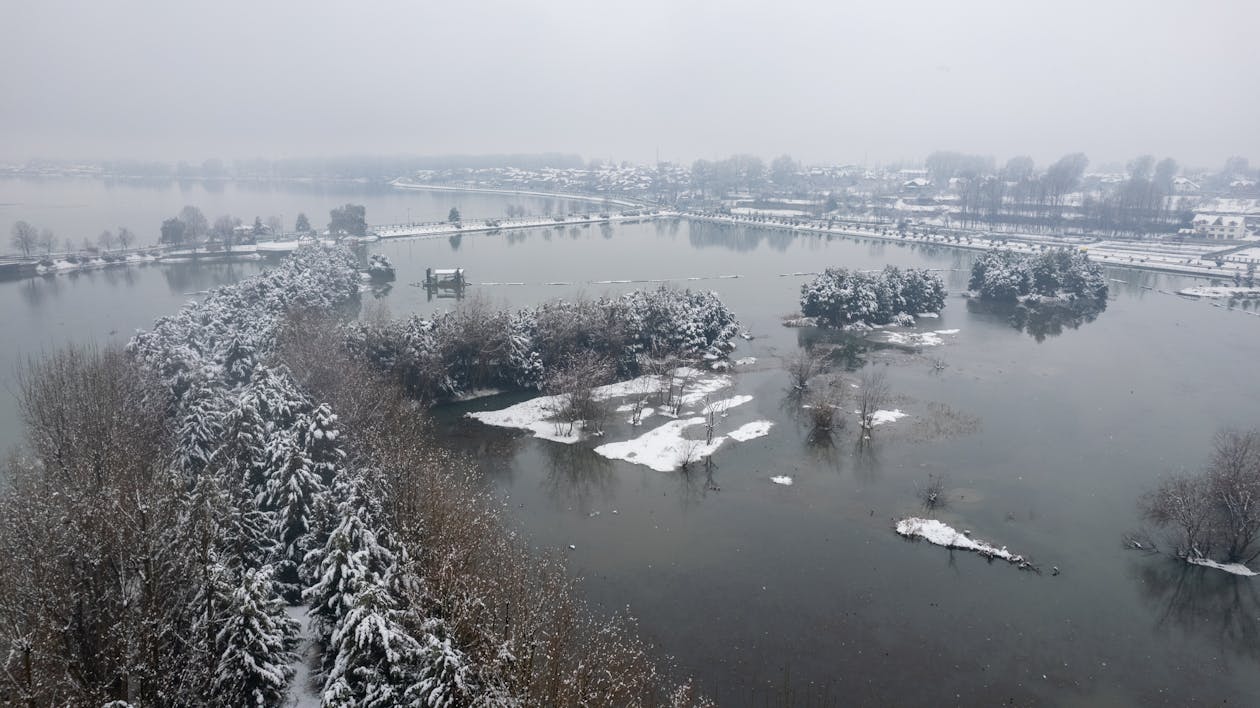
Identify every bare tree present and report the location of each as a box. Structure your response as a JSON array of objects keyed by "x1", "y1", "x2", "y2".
[
  {"x1": 786, "y1": 347, "x2": 827, "y2": 390},
  {"x1": 856, "y1": 369, "x2": 890, "y2": 432},
  {"x1": 98, "y1": 229, "x2": 117, "y2": 252},
  {"x1": 36, "y1": 228, "x2": 56, "y2": 255},
  {"x1": 916, "y1": 473, "x2": 949, "y2": 511},
  {"x1": 10, "y1": 220, "x2": 37, "y2": 257},
  {"x1": 116, "y1": 227, "x2": 135, "y2": 251},
  {"x1": 1139, "y1": 429, "x2": 1260, "y2": 564},
  {"x1": 804, "y1": 376, "x2": 845, "y2": 438},
  {"x1": 544, "y1": 352, "x2": 613, "y2": 436}
]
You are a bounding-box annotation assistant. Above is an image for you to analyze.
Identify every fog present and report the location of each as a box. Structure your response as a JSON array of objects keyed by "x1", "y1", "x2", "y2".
[{"x1": 2, "y1": 0, "x2": 1256, "y2": 167}]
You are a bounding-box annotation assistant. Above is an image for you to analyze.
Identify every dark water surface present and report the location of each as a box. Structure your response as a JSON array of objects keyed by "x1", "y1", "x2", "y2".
[{"x1": 3, "y1": 183, "x2": 1260, "y2": 706}]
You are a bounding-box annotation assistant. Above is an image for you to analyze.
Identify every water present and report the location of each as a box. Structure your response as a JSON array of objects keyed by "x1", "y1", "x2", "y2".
[
  {"x1": 4, "y1": 180, "x2": 1260, "y2": 705},
  {"x1": 0, "y1": 176, "x2": 603, "y2": 247}
]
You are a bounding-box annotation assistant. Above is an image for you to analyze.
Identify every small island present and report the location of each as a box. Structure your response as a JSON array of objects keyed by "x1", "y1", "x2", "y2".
[
  {"x1": 969, "y1": 249, "x2": 1108, "y2": 303},
  {"x1": 799, "y1": 266, "x2": 947, "y2": 327}
]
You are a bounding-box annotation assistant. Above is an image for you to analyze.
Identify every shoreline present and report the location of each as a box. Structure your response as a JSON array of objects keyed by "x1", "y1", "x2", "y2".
[
  {"x1": 389, "y1": 178, "x2": 648, "y2": 209},
  {"x1": 5, "y1": 182, "x2": 1251, "y2": 285}
]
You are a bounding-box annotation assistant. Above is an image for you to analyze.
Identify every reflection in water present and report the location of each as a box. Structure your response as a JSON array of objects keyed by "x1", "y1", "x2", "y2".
[
  {"x1": 19, "y1": 277, "x2": 61, "y2": 308},
  {"x1": 674, "y1": 457, "x2": 720, "y2": 510},
  {"x1": 965, "y1": 297, "x2": 1106, "y2": 342},
  {"x1": 1134, "y1": 558, "x2": 1260, "y2": 662},
  {"x1": 448, "y1": 233, "x2": 463, "y2": 251},
  {"x1": 687, "y1": 222, "x2": 794, "y2": 253},
  {"x1": 162, "y1": 263, "x2": 259, "y2": 295},
  {"x1": 541, "y1": 443, "x2": 617, "y2": 511},
  {"x1": 794, "y1": 328, "x2": 871, "y2": 370}
]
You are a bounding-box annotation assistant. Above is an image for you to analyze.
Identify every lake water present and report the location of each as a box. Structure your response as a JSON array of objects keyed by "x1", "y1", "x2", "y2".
[{"x1": 3, "y1": 179, "x2": 1260, "y2": 706}]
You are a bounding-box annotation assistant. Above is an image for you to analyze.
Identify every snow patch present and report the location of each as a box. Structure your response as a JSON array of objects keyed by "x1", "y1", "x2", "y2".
[
  {"x1": 866, "y1": 408, "x2": 907, "y2": 423},
  {"x1": 734, "y1": 356, "x2": 758, "y2": 366},
  {"x1": 1178, "y1": 286, "x2": 1260, "y2": 299},
  {"x1": 467, "y1": 396, "x2": 584, "y2": 444},
  {"x1": 730, "y1": 420, "x2": 773, "y2": 441},
  {"x1": 896, "y1": 518, "x2": 1030, "y2": 567},
  {"x1": 702, "y1": 395, "x2": 753, "y2": 414},
  {"x1": 594, "y1": 418, "x2": 724, "y2": 472},
  {"x1": 771, "y1": 475, "x2": 793, "y2": 485},
  {"x1": 283, "y1": 605, "x2": 321, "y2": 708},
  {"x1": 1187, "y1": 556, "x2": 1258, "y2": 576}
]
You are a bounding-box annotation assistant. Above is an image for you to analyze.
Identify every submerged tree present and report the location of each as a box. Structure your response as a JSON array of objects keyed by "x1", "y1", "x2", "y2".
[{"x1": 1140, "y1": 430, "x2": 1260, "y2": 565}]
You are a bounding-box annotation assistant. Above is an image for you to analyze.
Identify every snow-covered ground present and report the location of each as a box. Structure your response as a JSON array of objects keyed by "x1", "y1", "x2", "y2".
[
  {"x1": 594, "y1": 417, "x2": 725, "y2": 472},
  {"x1": 284, "y1": 605, "x2": 321, "y2": 707},
  {"x1": 896, "y1": 518, "x2": 1031, "y2": 567},
  {"x1": 868, "y1": 409, "x2": 907, "y2": 426},
  {"x1": 1177, "y1": 286, "x2": 1260, "y2": 298},
  {"x1": 729, "y1": 420, "x2": 773, "y2": 441},
  {"x1": 469, "y1": 366, "x2": 777, "y2": 472},
  {"x1": 467, "y1": 395, "x2": 585, "y2": 444},
  {"x1": 1187, "y1": 556, "x2": 1258, "y2": 577},
  {"x1": 34, "y1": 251, "x2": 160, "y2": 274}
]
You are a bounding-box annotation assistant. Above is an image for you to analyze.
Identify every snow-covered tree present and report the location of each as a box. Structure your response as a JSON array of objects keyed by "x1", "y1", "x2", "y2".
[
  {"x1": 322, "y1": 584, "x2": 425, "y2": 708},
  {"x1": 212, "y1": 566, "x2": 300, "y2": 707},
  {"x1": 800, "y1": 266, "x2": 945, "y2": 327},
  {"x1": 261, "y1": 426, "x2": 327, "y2": 599},
  {"x1": 303, "y1": 489, "x2": 396, "y2": 653}
]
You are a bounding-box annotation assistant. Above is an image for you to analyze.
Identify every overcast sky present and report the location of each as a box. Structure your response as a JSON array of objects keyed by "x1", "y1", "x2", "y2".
[{"x1": 2, "y1": 0, "x2": 1256, "y2": 169}]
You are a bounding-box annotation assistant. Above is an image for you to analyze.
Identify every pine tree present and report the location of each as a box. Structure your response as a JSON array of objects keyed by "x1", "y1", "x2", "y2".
[
  {"x1": 323, "y1": 584, "x2": 422, "y2": 708},
  {"x1": 176, "y1": 383, "x2": 227, "y2": 476},
  {"x1": 212, "y1": 566, "x2": 300, "y2": 707},
  {"x1": 261, "y1": 428, "x2": 327, "y2": 600},
  {"x1": 303, "y1": 482, "x2": 395, "y2": 653}
]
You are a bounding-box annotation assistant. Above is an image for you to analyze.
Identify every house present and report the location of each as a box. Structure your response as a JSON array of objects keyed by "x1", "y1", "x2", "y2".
[
  {"x1": 1172, "y1": 176, "x2": 1200, "y2": 194},
  {"x1": 1192, "y1": 213, "x2": 1248, "y2": 240}
]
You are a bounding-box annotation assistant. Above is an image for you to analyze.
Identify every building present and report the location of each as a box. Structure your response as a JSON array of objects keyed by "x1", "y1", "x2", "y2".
[{"x1": 1192, "y1": 213, "x2": 1248, "y2": 240}]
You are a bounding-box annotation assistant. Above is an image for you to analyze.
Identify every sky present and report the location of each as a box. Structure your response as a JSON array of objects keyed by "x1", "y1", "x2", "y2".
[{"x1": 2, "y1": 0, "x2": 1257, "y2": 169}]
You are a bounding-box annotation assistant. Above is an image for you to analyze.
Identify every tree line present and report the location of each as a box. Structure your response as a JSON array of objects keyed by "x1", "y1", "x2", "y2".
[
  {"x1": 346, "y1": 288, "x2": 742, "y2": 402},
  {"x1": 9, "y1": 220, "x2": 137, "y2": 258},
  {"x1": 969, "y1": 249, "x2": 1108, "y2": 302}
]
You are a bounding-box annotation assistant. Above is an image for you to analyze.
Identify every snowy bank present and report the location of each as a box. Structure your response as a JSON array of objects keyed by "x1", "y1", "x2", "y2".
[
  {"x1": 1187, "y1": 556, "x2": 1258, "y2": 577},
  {"x1": 594, "y1": 418, "x2": 724, "y2": 472},
  {"x1": 1177, "y1": 286, "x2": 1260, "y2": 299},
  {"x1": 729, "y1": 420, "x2": 773, "y2": 441},
  {"x1": 896, "y1": 518, "x2": 1035, "y2": 569},
  {"x1": 468, "y1": 367, "x2": 732, "y2": 443}
]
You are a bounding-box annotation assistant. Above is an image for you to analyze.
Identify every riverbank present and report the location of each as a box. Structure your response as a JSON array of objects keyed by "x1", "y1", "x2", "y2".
[
  {"x1": 389, "y1": 178, "x2": 649, "y2": 209},
  {"x1": 686, "y1": 212, "x2": 1252, "y2": 281}
]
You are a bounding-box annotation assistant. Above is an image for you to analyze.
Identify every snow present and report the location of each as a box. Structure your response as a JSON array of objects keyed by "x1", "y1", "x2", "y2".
[
  {"x1": 729, "y1": 420, "x2": 773, "y2": 441},
  {"x1": 453, "y1": 387, "x2": 506, "y2": 402},
  {"x1": 1178, "y1": 286, "x2": 1260, "y2": 299},
  {"x1": 860, "y1": 409, "x2": 907, "y2": 426},
  {"x1": 627, "y1": 406, "x2": 656, "y2": 424},
  {"x1": 734, "y1": 357, "x2": 758, "y2": 366},
  {"x1": 702, "y1": 395, "x2": 753, "y2": 414},
  {"x1": 770, "y1": 475, "x2": 793, "y2": 485},
  {"x1": 283, "y1": 606, "x2": 321, "y2": 708},
  {"x1": 1187, "y1": 556, "x2": 1258, "y2": 576},
  {"x1": 467, "y1": 395, "x2": 584, "y2": 444},
  {"x1": 594, "y1": 418, "x2": 724, "y2": 472},
  {"x1": 896, "y1": 518, "x2": 1031, "y2": 566},
  {"x1": 883, "y1": 329, "x2": 959, "y2": 347}
]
